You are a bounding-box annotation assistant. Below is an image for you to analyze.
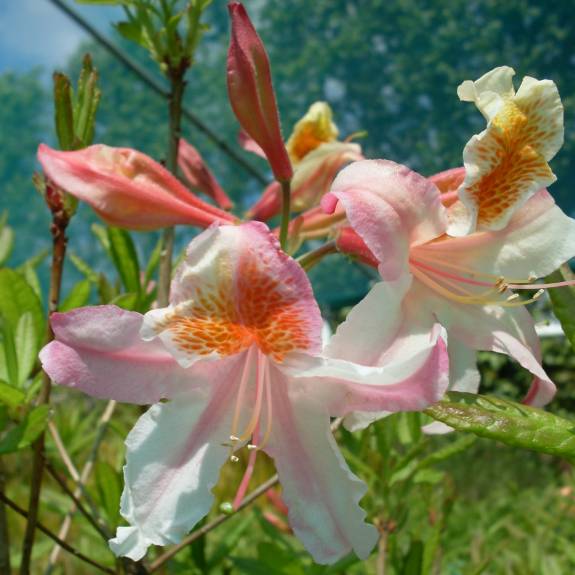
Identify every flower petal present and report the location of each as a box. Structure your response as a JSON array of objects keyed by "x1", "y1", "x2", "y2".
[
  {"x1": 39, "y1": 306, "x2": 190, "y2": 404},
  {"x1": 109, "y1": 352, "x2": 250, "y2": 560},
  {"x1": 416, "y1": 190, "x2": 575, "y2": 280},
  {"x1": 323, "y1": 160, "x2": 446, "y2": 280},
  {"x1": 178, "y1": 139, "x2": 233, "y2": 210},
  {"x1": 142, "y1": 222, "x2": 323, "y2": 366},
  {"x1": 263, "y1": 369, "x2": 378, "y2": 564},
  {"x1": 410, "y1": 281, "x2": 555, "y2": 406},
  {"x1": 453, "y1": 68, "x2": 563, "y2": 233},
  {"x1": 38, "y1": 144, "x2": 235, "y2": 230}
]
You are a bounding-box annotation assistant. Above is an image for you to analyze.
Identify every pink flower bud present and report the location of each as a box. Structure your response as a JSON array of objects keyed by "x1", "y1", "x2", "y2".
[
  {"x1": 38, "y1": 144, "x2": 237, "y2": 231},
  {"x1": 178, "y1": 139, "x2": 233, "y2": 210},
  {"x1": 227, "y1": 2, "x2": 292, "y2": 182}
]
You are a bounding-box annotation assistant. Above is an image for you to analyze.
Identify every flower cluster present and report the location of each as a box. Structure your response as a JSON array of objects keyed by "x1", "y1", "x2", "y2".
[{"x1": 39, "y1": 1, "x2": 575, "y2": 566}]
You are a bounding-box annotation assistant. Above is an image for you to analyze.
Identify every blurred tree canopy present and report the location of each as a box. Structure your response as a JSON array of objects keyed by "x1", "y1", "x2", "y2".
[{"x1": 1, "y1": 0, "x2": 574, "y2": 300}]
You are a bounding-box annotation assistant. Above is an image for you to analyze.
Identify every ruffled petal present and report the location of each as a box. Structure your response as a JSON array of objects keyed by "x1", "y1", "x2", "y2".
[
  {"x1": 263, "y1": 368, "x2": 378, "y2": 564},
  {"x1": 40, "y1": 306, "x2": 190, "y2": 404},
  {"x1": 453, "y1": 68, "x2": 563, "y2": 233},
  {"x1": 142, "y1": 222, "x2": 323, "y2": 366},
  {"x1": 410, "y1": 281, "x2": 555, "y2": 406},
  {"x1": 109, "y1": 352, "x2": 250, "y2": 560},
  {"x1": 415, "y1": 190, "x2": 575, "y2": 280},
  {"x1": 323, "y1": 160, "x2": 446, "y2": 280}
]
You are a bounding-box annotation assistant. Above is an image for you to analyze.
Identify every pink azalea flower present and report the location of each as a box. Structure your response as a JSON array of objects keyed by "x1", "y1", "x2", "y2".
[
  {"x1": 178, "y1": 138, "x2": 234, "y2": 210},
  {"x1": 38, "y1": 144, "x2": 236, "y2": 230},
  {"x1": 323, "y1": 159, "x2": 575, "y2": 431},
  {"x1": 40, "y1": 222, "x2": 449, "y2": 563},
  {"x1": 227, "y1": 2, "x2": 292, "y2": 182}
]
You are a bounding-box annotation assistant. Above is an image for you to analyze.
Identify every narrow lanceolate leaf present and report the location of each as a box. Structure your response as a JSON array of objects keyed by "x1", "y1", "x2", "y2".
[
  {"x1": 60, "y1": 279, "x2": 92, "y2": 312},
  {"x1": 0, "y1": 380, "x2": 26, "y2": 408},
  {"x1": 425, "y1": 392, "x2": 575, "y2": 462},
  {"x1": 0, "y1": 220, "x2": 14, "y2": 266},
  {"x1": 547, "y1": 265, "x2": 575, "y2": 350},
  {"x1": 107, "y1": 227, "x2": 141, "y2": 296}
]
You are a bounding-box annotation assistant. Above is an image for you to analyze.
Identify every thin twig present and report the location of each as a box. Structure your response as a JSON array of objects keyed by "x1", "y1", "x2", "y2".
[
  {"x1": 157, "y1": 66, "x2": 185, "y2": 307},
  {"x1": 46, "y1": 400, "x2": 117, "y2": 572},
  {"x1": 1, "y1": 492, "x2": 115, "y2": 574},
  {"x1": 0, "y1": 461, "x2": 10, "y2": 573},
  {"x1": 20, "y1": 206, "x2": 69, "y2": 575},
  {"x1": 45, "y1": 462, "x2": 111, "y2": 541},
  {"x1": 149, "y1": 418, "x2": 343, "y2": 571},
  {"x1": 297, "y1": 240, "x2": 337, "y2": 270},
  {"x1": 47, "y1": 0, "x2": 267, "y2": 186}
]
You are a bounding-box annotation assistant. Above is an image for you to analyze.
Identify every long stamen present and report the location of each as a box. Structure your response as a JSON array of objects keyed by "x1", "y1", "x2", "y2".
[
  {"x1": 232, "y1": 423, "x2": 259, "y2": 510},
  {"x1": 237, "y1": 350, "x2": 266, "y2": 442},
  {"x1": 229, "y1": 346, "x2": 255, "y2": 453},
  {"x1": 508, "y1": 280, "x2": 575, "y2": 290},
  {"x1": 256, "y1": 360, "x2": 273, "y2": 452},
  {"x1": 410, "y1": 258, "x2": 494, "y2": 288},
  {"x1": 413, "y1": 250, "x2": 533, "y2": 284}
]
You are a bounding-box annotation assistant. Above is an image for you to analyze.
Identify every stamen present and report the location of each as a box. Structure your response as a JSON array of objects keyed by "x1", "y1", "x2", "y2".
[
  {"x1": 506, "y1": 293, "x2": 520, "y2": 302},
  {"x1": 229, "y1": 346, "x2": 255, "y2": 447},
  {"x1": 508, "y1": 279, "x2": 575, "y2": 290},
  {"x1": 256, "y1": 360, "x2": 274, "y2": 452},
  {"x1": 247, "y1": 444, "x2": 257, "y2": 450},
  {"x1": 232, "y1": 435, "x2": 258, "y2": 510},
  {"x1": 230, "y1": 455, "x2": 239, "y2": 463},
  {"x1": 229, "y1": 435, "x2": 240, "y2": 442},
  {"x1": 235, "y1": 351, "x2": 266, "y2": 443},
  {"x1": 410, "y1": 258, "x2": 494, "y2": 288}
]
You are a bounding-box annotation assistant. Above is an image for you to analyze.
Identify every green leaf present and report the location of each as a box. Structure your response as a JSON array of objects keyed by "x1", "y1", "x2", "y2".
[
  {"x1": 69, "y1": 252, "x2": 99, "y2": 283},
  {"x1": 53, "y1": 72, "x2": 75, "y2": 151},
  {"x1": 207, "y1": 514, "x2": 254, "y2": 571},
  {"x1": 14, "y1": 312, "x2": 37, "y2": 384},
  {"x1": 0, "y1": 315, "x2": 18, "y2": 386},
  {"x1": 0, "y1": 405, "x2": 50, "y2": 454},
  {"x1": 91, "y1": 223, "x2": 111, "y2": 256},
  {"x1": 107, "y1": 227, "x2": 141, "y2": 296},
  {"x1": 95, "y1": 462, "x2": 121, "y2": 525},
  {"x1": 548, "y1": 265, "x2": 575, "y2": 350},
  {"x1": 0, "y1": 380, "x2": 25, "y2": 408},
  {"x1": 110, "y1": 292, "x2": 140, "y2": 311},
  {"x1": 425, "y1": 392, "x2": 575, "y2": 461},
  {"x1": 144, "y1": 235, "x2": 163, "y2": 287},
  {"x1": 0, "y1": 217, "x2": 14, "y2": 266},
  {"x1": 60, "y1": 279, "x2": 92, "y2": 312}
]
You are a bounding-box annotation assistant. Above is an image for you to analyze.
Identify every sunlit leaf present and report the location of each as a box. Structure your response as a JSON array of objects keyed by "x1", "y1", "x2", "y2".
[
  {"x1": 548, "y1": 265, "x2": 575, "y2": 350},
  {"x1": 425, "y1": 392, "x2": 575, "y2": 461},
  {"x1": 107, "y1": 227, "x2": 141, "y2": 296},
  {"x1": 60, "y1": 279, "x2": 92, "y2": 312},
  {"x1": 0, "y1": 405, "x2": 50, "y2": 454},
  {"x1": 0, "y1": 380, "x2": 25, "y2": 408}
]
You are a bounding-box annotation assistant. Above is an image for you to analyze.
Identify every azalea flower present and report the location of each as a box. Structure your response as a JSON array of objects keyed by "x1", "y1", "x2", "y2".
[
  {"x1": 323, "y1": 159, "x2": 575, "y2": 432},
  {"x1": 247, "y1": 102, "x2": 363, "y2": 221},
  {"x1": 40, "y1": 222, "x2": 449, "y2": 563},
  {"x1": 450, "y1": 66, "x2": 563, "y2": 235},
  {"x1": 38, "y1": 144, "x2": 236, "y2": 230},
  {"x1": 178, "y1": 138, "x2": 234, "y2": 210}
]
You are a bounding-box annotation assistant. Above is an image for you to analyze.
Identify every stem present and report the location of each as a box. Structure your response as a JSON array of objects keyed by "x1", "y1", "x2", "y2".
[
  {"x1": 0, "y1": 493, "x2": 115, "y2": 574},
  {"x1": 157, "y1": 69, "x2": 186, "y2": 308},
  {"x1": 278, "y1": 179, "x2": 292, "y2": 252},
  {"x1": 46, "y1": 400, "x2": 116, "y2": 572},
  {"x1": 0, "y1": 461, "x2": 10, "y2": 573},
  {"x1": 20, "y1": 210, "x2": 69, "y2": 575},
  {"x1": 296, "y1": 240, "x2": 337, "y2": 271},
  {"x1": 148, "y1": 418, "x2": 342, "y2": 572}
]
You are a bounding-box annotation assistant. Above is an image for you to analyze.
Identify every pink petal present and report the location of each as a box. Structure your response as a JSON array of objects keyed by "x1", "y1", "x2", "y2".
[
  {"x1": 263, "y1": 367, "x2": 378, "y2": 564},
  {"x1": 417, "y1": 190, "x2": 575, "y2": 280},
  {"x1": 238, "y1": 129, "x2": 267, "y2": 158},
  {"x1": 38, "y1": 144, "x2": 236, "y2": 230},
  {"x1": 110, "y1": 352, "x2": 251, "y2": 560},
  {"x1": 142, "y1": 222, "x2": 323, "y2": 366},
  {"x1": 40, "y1": 306, "x2": 191, "y2": 404},
  {"x1": 323, "y1": 160, "x2": 447, "y2": 280}
]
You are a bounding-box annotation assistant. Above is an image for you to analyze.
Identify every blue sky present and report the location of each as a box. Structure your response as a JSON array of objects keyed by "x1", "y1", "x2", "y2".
[{"x1": 0, "y1": 0, "x2": 121, "y2": 75}]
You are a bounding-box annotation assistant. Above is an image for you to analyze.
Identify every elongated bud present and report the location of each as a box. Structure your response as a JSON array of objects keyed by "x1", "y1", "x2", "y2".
[
  {"x1": 178, "y1": 139, "x2": 234, "y2": 210},
  {"x1": 227, "y1": 2, "x2": 292, "y2": 182},
  {"x1": 38, "y1": 144, "x2": 237, "y2": 231}
]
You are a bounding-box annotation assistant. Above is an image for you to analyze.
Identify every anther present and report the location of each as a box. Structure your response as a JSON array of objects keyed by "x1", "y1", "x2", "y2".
[
  {"x1": 497, "y1": 282, "x2": 508, "y2": 294},
  {"x1": 229, "y1": 435, "x2": 240, "y2": 442},
  {"x1": 528, "y1": 273, "x2": 538, "y2": 282},
  {"x1": 506, "y1": 294, "x2": 520, "y2": 302},
  {"x1": 247, "y1": 444, "x2": 257, "y2": 450},
  {"x1": 533, "y1": 289, "x2": 545, "y2": 300},
  {"x1": 230, "y1": 455, "x2": 239, "y2": 463}
]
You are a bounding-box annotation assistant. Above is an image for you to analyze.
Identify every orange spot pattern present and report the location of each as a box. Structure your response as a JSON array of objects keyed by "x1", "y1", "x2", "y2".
[
  {"x1": 466, "y1": 98, "x2": 555, "y2": 227},
  {"x1": 288, "y1": 125, "x2": 329, "y2": 164},
  {"x1": 157, "y1": 250, "x2": 312, "y2": 362}
]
